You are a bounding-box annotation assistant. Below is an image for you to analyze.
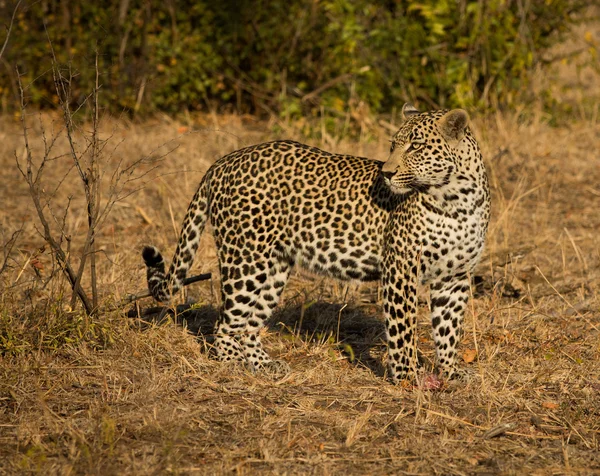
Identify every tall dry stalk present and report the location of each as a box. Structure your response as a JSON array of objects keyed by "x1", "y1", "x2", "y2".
[
  {"x1": 14, "y1": 45, "x2": 168, "y2": 316},
  {"x1": 15, "y1": 63, "x2": 95, "y2": 314}
]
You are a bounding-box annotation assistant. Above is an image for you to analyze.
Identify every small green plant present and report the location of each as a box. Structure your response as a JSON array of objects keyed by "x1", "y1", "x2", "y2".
[
  {"x1": 0, "y1": 304, "x2": 114, "y2": 357},
  {"x1": 18, "y1": 445, "x2": 47, "y2": 472}
]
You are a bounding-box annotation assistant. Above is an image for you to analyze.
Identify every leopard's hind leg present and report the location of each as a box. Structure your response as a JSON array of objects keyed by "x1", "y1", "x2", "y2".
[
  {"x1": 240, "y1": 258, "x2": 292, "y2": 368},
  {"x1": 213, "y1": 252, "x2": 292, "y2": 371}
]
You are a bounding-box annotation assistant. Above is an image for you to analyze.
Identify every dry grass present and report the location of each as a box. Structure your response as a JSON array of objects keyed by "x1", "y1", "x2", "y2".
[{"x1": 2, "y1": 29, "x2": 600, "y2": 476}]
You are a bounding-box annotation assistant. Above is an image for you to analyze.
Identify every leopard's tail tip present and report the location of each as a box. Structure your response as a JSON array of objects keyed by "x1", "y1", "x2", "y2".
[{"x1": 142, "y1": 245, "x2": 164, "y2": 267}]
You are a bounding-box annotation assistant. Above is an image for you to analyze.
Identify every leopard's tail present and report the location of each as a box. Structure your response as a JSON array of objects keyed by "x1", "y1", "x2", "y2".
[{"x1": 142, "y1": 172, "x2": 211, "y2": 302}]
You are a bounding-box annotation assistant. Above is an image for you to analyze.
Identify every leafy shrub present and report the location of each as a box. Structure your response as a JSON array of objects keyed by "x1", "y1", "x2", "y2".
[{"x1": 0, "y1": 0, "x2": 590, "y2": 117}]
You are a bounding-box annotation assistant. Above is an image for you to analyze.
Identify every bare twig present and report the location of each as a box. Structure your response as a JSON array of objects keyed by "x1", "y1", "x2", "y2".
[
  {"x1": 15, "y1": 67, "x2": 93, "y2": 314},
  {"x1": 0, "y1": 0, "x2": 21, "y2": 62},
  {"x1": 482, "y1": 422, "x2": 518, "y2": 439},
  {"x1": 88, "y1": 48, "x2": 101, "y2": 310},
  {"x1": 302, "y1": 73, "x2": 354, "y2": 104},
  {"x1": 106, "y1": 272, "x2": 212, "y2": 312},
  {"x1": 478, "y1": 244, "x2": 536, "y2": 271},
  {"x1": 45, "y1": 41, "x2": 104, "y2": 314},
  {"x1": 563, "y1": 298, "x2": 597, "y2": 317},
  {"x1": 0, "y1": 226, "x2": 23, "y2": 276},
  {"x1": 15, "y1": 36, "x2": 180, "y2": 317}
]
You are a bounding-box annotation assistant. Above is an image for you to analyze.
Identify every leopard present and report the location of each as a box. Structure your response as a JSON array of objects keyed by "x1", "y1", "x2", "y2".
[{"x1": 142, "y1": 103, "x2": 491, "y2": 384}]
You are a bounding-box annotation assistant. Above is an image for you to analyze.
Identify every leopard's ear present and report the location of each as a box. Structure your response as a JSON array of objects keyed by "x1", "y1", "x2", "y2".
[
  {"x1": 438, "y1": 109, "x2": 469, "y2": 143},
  {"x1": 401, "y1": 103, "x2": 420, "y2": 121}
]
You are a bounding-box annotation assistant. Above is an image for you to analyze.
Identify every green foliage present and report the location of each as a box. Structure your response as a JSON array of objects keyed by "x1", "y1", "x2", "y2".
[
  {"x1": 0, "y1": 304, "x2": 114, "y2": 356},
  {"x1": 0, "y1": 0, "x2": 589, "y2": 117}
]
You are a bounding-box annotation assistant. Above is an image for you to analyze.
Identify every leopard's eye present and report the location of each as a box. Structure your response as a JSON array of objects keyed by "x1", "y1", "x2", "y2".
[
  {"x1": 407, "y1": 142, "x2": 423, "y2": 153},
  {"x1": 390, "y1": 142, "x2": 396, "y2": 153}
]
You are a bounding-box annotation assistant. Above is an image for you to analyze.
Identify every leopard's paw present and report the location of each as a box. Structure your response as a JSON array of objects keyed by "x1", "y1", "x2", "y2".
[{"x1": 256, "y1": 360, "x2": 291, "y2": 380}]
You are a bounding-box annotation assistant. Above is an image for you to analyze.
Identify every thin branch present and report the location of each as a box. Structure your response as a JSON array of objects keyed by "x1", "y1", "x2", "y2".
[
  {"x1": 301, "y1": 73, "x2": 354, "y2": 104},
  {"x1": 105, "y1": 272, "x2": 212, "y2": 313},
  {"x1": 0, "y1": 0, "x2": 22, "y2": 61},
  {"x1": 0, "y1": 226, "x2": 23, "y2": 276},
  {"x1": 15, "y1": 67, "x2": 93, "y2": 315},
  {"x1": 89, "y1": 48, "x2": 101, "y2": 310}
]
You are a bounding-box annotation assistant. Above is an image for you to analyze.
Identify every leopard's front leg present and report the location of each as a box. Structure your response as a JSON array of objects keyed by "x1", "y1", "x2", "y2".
[
  {"x1": 382, "y1": 249, "x2": 419, "y2": 383},
  {"x1": 430, "y1": 274, "x2": 470, "y2": 379}
]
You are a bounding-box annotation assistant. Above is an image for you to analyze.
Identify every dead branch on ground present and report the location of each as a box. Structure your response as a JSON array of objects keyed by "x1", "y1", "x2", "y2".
[{"x1": 106, "y1": 272, "x2": 212, "y2": 314}]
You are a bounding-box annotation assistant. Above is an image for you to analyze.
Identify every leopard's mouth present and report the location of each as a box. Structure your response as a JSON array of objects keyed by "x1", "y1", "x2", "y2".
[
  {"x1": 409, "y1": 181, "x2": 430, "y2": 193},
  {"x1": 385, "y1": 177, "x2": 427, "y2": 194},
  {"x1": 389, "y1": 184, "x2": 413, "y2": 194}
]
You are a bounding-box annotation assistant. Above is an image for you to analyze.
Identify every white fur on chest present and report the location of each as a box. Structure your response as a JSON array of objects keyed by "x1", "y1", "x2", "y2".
[{"x1": 416, "y1": 190, "x2": 489, "y2": 284}]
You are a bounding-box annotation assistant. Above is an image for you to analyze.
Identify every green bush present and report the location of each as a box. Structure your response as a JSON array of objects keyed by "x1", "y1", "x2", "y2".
[{"x1": 0, "y1": 0, "x2": 589, "y2": 117}]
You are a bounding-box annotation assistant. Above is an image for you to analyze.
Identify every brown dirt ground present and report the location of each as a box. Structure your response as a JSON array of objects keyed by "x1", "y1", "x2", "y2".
[{"x1": 1, "y1": 26, "x2": 600, "y2": 476}]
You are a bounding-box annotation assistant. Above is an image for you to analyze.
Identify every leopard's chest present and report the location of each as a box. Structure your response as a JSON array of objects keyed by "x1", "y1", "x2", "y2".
[{"x1": 394, "y1": 192, "x2": 489, "y2": 284}]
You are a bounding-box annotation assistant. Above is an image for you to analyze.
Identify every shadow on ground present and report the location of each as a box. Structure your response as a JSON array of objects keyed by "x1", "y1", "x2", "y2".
[{"x1": 128, "y1": 301, "x2": 387, "y2": 376}]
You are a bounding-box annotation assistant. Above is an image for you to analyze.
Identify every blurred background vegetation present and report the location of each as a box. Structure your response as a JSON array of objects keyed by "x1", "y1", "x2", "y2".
[{"x1": 0, "y1": 0, "x2": 596, "y2": 121}]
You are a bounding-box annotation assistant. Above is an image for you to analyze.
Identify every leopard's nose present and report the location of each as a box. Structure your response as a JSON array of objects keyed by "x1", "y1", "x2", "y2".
[{"x1": 381, "y1": 170, "x2": 395, "y2": 180}]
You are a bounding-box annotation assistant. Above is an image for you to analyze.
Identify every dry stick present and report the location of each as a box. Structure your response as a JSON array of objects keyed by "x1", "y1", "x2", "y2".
[
  {"x1": 18, "y1": 42, "x2": 173, "y2": 316},
  {"x1": 54, "y1": 65, "x2": 98, "y2": 314},
  {"x1": 301, "y1": 73, "x2": 354, "y2": 103},
  {"x1": 564, "y1": 297, "x2": 596, "y2": 317},
  {"x1": 426, "y1": 410, "x2": 555, "y2": 440},
  {"x1": 15, "y1": 67, "x2": 93, "y2": 315},
  {"x1": 482, "y1": 422, "x2": 518, "y2": 439},
  {"x1": 0, "y1": 0, "x2": 22, "y2": 61},
  {"x1": 44, "y1": 32, "x2": 97, "y2": 313},
  {"x1": 425, "y1": 409, "x2": 484, "y2": 429},
  {"x1": 54, "y1": 62, "x2": 93, "y2": 313},
  {"x1": 89, "y1": 49, "x2": 101, "y2": 310},
  {"x1": 0, "y1": 227, "x2": 22, "y2": 276},
  {"x1": 477, "y1": 243, "x2": 536, "y2": 273},
  {"x1": 107, "y1": 272, "x2": 212, "y2": 312}
]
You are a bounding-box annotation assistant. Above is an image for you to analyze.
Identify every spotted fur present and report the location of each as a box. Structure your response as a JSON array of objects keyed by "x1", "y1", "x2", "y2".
[{"x1": 142, "y1": 104, "x2": 490, "y2": 383}]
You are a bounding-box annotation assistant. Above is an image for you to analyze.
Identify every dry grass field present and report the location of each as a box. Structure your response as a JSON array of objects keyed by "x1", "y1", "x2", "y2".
[{"x1": 2, "y1": 29, "x2": 600, "y2": 476}]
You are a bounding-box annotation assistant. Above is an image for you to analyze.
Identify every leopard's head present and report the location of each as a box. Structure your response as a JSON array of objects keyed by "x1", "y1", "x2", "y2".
[{"x1": 381, "y1": 104, "x2": 469, "y2": 194}]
